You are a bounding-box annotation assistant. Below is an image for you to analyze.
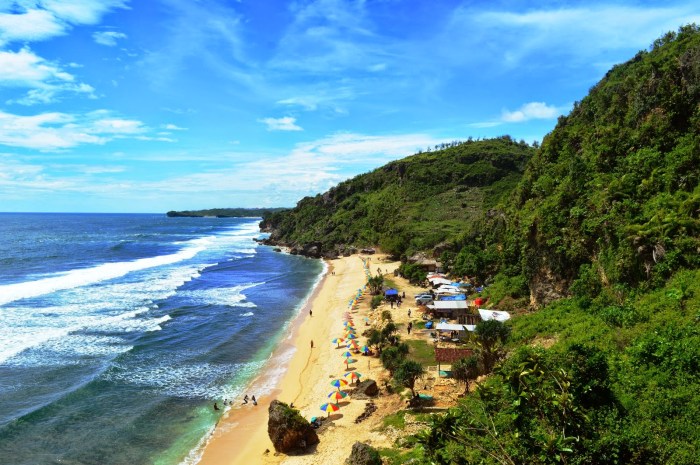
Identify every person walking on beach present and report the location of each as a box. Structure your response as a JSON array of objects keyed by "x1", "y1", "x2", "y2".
[
  {"x1": 310, "y1": 340, "x2": 314, "y2": 349},
  {"x1": 252, "y1": 395, "x2": 257, "y2": 406},
  {"x1": 309, "y1": 309, "x2": 313, "y2": 317},
  {"x1": 408, "y1": 308, "x2": 412, "y2": 317},
  {"x1": 243, "y1": 395, "x2": 249, "y2": 404},
  {"x1": 213, "y1": 402, "x2": 220, "y2": 411}
]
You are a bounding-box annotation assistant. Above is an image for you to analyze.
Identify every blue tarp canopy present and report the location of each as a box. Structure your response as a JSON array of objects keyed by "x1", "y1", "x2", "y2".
[
  {"x1": 439, "y1": 294, "x2": 467, "y2": 301},
  {"x1": 384, "y1": 288, "x2": 399, "y2": 296}
]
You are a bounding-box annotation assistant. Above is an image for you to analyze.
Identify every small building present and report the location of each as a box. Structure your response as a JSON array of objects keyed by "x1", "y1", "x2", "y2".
[
  {"x1": 427, "y1": 300, "x2": 469, "y2": 319},
  {"x1": 434, "y1": 347, "x2": 475, "y2": 373}
]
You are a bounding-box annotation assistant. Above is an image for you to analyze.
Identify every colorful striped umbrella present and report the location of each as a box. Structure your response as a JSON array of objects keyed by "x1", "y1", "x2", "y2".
[
  {"x1": 348, "y1": 340, "x2": 360, "y2": 350},
  {"x1": 360, "y1": 345, "x2": 370, "y2": 354},
  {"x1": 331, "y1": 337, "x2": 344, "y2": 347},
  {"x1": 330, "y1": 379, "x2": 349, "y2": 390},
  {"x1": 341, "y1": 351, "x2": 353, "y2": 358},
  {"x1": 327, "y1": 390, "x2": 348, "y2": 403},
  {"x1": 344, "y1": 371, "x2": 362, "y2": 383},
  {"x1": 320, "y1": 402, "x2": 340, "y2": 416},
  {"x1": 345, "y1": 333, "x2": 357, "y2": 340},
  {"x1": 344, "y1": 358, "x2": 358, "y2": 368}
]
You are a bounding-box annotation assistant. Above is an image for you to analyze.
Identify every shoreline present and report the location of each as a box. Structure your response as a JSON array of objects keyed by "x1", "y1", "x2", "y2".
[{"x1": 196, "y1": 254, "x2": 368, "y2": 465}]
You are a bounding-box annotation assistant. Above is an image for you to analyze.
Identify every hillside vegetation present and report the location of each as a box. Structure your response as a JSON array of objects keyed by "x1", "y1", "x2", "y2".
[
  {"x1": 265, "y1": 25, "x2": 700, "y2": 465},
  {"x1": 261, "y1": 137, "x2": 534, "y2": 258}
]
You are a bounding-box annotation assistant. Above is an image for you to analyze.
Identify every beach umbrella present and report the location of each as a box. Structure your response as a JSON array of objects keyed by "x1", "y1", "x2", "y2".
[
  {"x1": 327, "y1": 390, "x2": 348, "y2": 403},
  {"x1": 344, "y1": 371, "x2": 362, "y2": 383},
  {"x1": 341, "y1": 351, "x2": 353, "y2": 358},
  {"x1": 344, "y1": 358, "x2": 358, "y2": 368},
  {"x1": 331, "y1": 337, "x2": 344, "y2": 347},
  {"x1": 330, "y1": 379, "x2": 348, "y2": 390},
  {"x1": 360, "y1": 345, "x2": 370, "y2": 354},
  {"x1": 343, "y1": 321, "x2": 354, "y2": 327},
  {"x1": 348, "y1": 340, "x2": 360, "y2": 350},
  {"x1": 320, "y1": 402, "x2": 340, "y2": 416},
  {"x1": 345, "y1": 333, "x2": 357, "y2": 340}
]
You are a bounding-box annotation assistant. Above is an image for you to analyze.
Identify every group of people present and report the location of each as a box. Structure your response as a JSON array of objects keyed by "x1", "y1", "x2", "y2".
[{"x1": 213, "y1": 394, "x2": 258, "y2": 411}]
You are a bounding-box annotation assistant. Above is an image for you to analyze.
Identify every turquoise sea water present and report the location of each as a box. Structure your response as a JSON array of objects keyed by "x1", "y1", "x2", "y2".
[{"x1": 0, "y1": 213, "x2": 323, "y2": 465}]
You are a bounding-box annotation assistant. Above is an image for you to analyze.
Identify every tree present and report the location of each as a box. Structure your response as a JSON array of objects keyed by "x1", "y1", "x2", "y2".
[
  {"x1": 367, "y1": 275, "x2": 384, "y2": 295},
  {"x1": 452, "y1": 355, "x2": 479, "y2": 394},
  {"x1": 380, "y1": 346, "x2": 406, "y2": 375},
  {"x1": 381, "y1": 322, "x2": 398, "y2": 345},
  {"x1": 474, "y1": 319, "x2": 511, "y2": 373},
  {"x1": 394, "y1": 360, "x2": 425, "y2": 396}
]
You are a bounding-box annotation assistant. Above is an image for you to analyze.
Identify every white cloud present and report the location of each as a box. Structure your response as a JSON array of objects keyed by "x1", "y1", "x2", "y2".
[
  {"x1": 445, "y1": 3, "x2": 700, "y2": 69},
  {"x1": 161, "y1": 123, "x2": 187, "y2": 131},
  {"x1": 501, "y1": 102, "x2": 563, "y2": 123},
  {"x1": 93, "y1": 30, "x2": 127, "y2": 46},
  {"x1": 0, "y1": 48, "x2": 95, "y2": 104},
  {"x1": 259, "y1": 116, "x2": 303, "y2": 131},
  {"x1": 0, "y1": 109, "x2": 149, "y2": 150},
  {"x1": 0, "y1": 1, "x2": 128, "y2": 46}
]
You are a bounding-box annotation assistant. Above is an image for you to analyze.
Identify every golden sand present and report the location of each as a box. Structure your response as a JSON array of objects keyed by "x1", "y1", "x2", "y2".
[{"x1": 196, "y1": 254, "x2": 400, "y2": 465}]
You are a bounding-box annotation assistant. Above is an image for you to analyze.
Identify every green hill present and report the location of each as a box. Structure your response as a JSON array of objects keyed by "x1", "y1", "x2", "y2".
[
  {"x1": 511, "y1": 24, "x2": 700, "y2": 306},
  {"x1": 261, "y1": 137, "x2": 534, "y2": 258},
  {"x1": 262, "y1": 25, "x2": 700, "y2": 465}
]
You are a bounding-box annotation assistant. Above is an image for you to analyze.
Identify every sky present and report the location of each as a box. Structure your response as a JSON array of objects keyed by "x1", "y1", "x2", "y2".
[{"x1": 1, "y1": 1, "x2": 699, "y2": 213}]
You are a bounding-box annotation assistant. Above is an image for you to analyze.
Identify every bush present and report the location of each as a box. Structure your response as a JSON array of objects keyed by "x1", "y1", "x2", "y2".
[{"x1": 371, "y1": 295, "x2": 383, "y2": 309}]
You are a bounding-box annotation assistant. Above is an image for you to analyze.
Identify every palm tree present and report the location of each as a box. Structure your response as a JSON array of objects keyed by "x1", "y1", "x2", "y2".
[
  {"x1": 394, "y1": 360, "x2": 425, "y2": 397},
  {"x1": 452, "y1": 355, "x2": 479, "y2": 394},
  {"x1": 367, "y1": 275, "x2": 384, "y2": 295}
]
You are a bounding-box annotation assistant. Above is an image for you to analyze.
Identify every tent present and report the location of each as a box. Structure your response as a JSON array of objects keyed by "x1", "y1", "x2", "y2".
[
  {"x1": 384, "y1": 288, "x2": 399, "y2": 302},
  {"x1": 478, "y1": 309, "x2": 510, "y2": 322}
]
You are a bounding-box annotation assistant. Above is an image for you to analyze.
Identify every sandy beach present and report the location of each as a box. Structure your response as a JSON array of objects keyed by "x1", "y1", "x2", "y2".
[{"x1": 197, "y1": 253, "x2": 395, "y2": 465}]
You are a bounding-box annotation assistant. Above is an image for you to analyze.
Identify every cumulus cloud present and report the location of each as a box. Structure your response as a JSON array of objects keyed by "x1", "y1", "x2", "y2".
[
  {"x1": 501, "y1": 102, "x2": 562, "y2": 123},
  {"x1": 259, "y1": 116, "x2": 303, "y2": 131},
  {"x1": 0, "y1": 109, "x2": 151, "y2": 150},
  {"x1": 93, "y1": 30, "x2": 127, "y2": 46},
  {"x1": 0, "y1": 48, "x2": 95, "y2": 104}
]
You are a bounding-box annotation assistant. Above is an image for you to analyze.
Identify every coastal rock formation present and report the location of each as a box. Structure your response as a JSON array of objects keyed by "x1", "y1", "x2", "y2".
[
  {"x1": 267, "y1": 400, "x2": 319, "y2": 453},
  {"x1": 351, "y1": 379, "x2": 379, "y2": 399},
  {"x1": 345, "y1": 442, "x2": 382, "y2": 465}
]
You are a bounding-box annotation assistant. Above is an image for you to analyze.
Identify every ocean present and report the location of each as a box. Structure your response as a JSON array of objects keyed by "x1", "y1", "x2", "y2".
[{"x1": 0, "y1": 213, "x2": 324, "y2": 465}]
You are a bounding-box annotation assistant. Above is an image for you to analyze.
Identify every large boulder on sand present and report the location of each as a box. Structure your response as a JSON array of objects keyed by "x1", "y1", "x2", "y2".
[
  {"x1": 352, "y1": 379, "x2": 379, "y2": 399},
  {"x1": 345, "y1": 442, "x2": 382, "y2": 465},
  {"x1": 267, "y1": 400, "x2": 319, "y2": 453}
]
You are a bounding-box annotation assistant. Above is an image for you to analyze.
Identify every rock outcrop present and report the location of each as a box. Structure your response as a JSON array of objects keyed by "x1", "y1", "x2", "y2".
[
  {"x1": 351, "y1": 379, "x2": 379, "y2": 399},
  {"x1": 345, "y1": 442, "x2": 382, "y2": 465},
  {"x1": 267, "y1": 400, "x2": 319, "y2": 453}
]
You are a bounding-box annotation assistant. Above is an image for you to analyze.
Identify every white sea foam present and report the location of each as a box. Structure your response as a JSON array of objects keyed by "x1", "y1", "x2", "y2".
[
  {"x1": 239, "y1": 312, "x2": 254, "y2": 317},
  {"x1": 177, "y1": 283, "x2": 262, "y2": 308},
  {"x1": 103, "y1": 358, "x2": 265, "y2": 399},
  {"x1": 0, "y1": 237, "x2": 210, "y2": 307}
]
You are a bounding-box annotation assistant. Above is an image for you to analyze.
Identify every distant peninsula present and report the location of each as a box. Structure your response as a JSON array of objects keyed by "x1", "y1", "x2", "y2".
[{"x1": 166, "y1": 208, "x2": 287, "y2": 218}]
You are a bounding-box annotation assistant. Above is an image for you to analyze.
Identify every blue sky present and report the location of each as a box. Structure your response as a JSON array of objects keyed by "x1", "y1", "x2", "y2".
[{"x1": 1, "y1": 0, "x2": 698, "y2": 213}]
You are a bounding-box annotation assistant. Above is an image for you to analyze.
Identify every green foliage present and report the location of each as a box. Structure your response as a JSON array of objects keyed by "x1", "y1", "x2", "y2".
[
  {"x1": 367, "y1": 275, "x2": 384, "y2": 295},
  {"x1": 393, "y1": 360, "x2": 425, "y2": 396},
  {"x1": 166, "y1": 207, "x2": 286, "y2": 218},
  {"x1": 261, "y1": 138, "x2": 534, "y2": 258},
  {"x1": 404, "y1": 339, "x2": 436, "y2": 367},
  {"x1": 397, "y1": 262, "x2": 427, "y2": 285},
  {"x1": 370, "y1": 295, "x2": 383, "y2": 309},
  {"x1": 381, "y1": 346, "x2": 407, "y2": 375},
  {"x1": 474, "y1": 319, "x2": 511, "y2": 373},
  {"x1": 452, "y1": 355, "x2": 479, "y2": 394}
]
